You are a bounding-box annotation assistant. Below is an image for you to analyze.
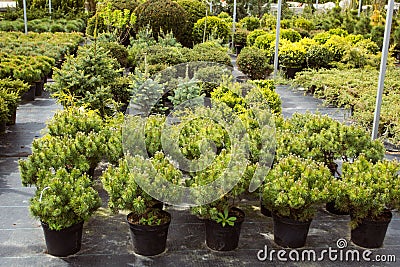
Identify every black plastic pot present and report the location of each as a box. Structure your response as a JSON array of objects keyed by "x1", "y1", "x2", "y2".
[
  {"x1": 41, "y1": 221, "x2": 83, "y2": 257},
  {"x1": 205, "y1": 207, "x2": 245, "y2": 251},
  {"x1": 326, "y1": 201, "x2": 349, "y2": 215},
  {"x1": 127, "y1": 210, "x2": 171, "y2": 256},
  {"x1": 272, "y1": 213, "x2": 312, "y2": 248},
  {"x1": 282, "y1": 67, "x2": 302, "y2": 79},
  {"x1": 21, "y1": 85, "x2": 35, "y2": 101},
  {"x1": 87, "y1": 165, "x2": 96, "y2": 179},
  {"x1": 6, "y1": 107, "x2": 17, "y2": 126},
  {"x1": 351, "y1": 210, "x2": 392, "y2": 248},
  {"x1": 260, "y1": 199, "x2": 271, "y2": 217},
  {"x1": 0, "y1": 120, "x2": 6, "y2": 134},
  {"x1": 35, "y1": 79, "x2": 44, "y2": 96}
]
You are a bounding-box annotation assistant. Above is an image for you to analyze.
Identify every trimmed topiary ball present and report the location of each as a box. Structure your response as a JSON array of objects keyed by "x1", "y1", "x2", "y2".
[
  {"x1": 175, "y1": 0, "x2": 206, "y2": 26},
  {"x1": 237, "y1": 46, "x2": 273, "y2": 80},
  {"x1": 135, "y1": 0, "x2": 190, "y2": 47}
]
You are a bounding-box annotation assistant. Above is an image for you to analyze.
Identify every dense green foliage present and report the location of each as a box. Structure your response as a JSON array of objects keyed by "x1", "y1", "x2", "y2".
[
  {"x1": 192, "y1": 16, "x2": 230, "y2": 44},
  {"x1": 30, "y1": 168, "x2": 101, "y2": 230},
  {"x1": 263, "y1": 155, "x2": 335, "y2": 222},
  {"x1": 135, "y1": 0, "x2": 190, "y2": 46},
  {"x1": 336, "y1": 156, "x2": 400, "y2": 228},
  {"x1": 48, "y1": 45, "x2": 122, "y2": 116},
  {"x1": 237, "y1": 47, "x2": 272, "y2": 80},
  {"x1": 0, "y1": 18, "x2": 85, "y2": 33},
  {"x1": 293, "y1": 68, "x2": 400, "y2": 145}
]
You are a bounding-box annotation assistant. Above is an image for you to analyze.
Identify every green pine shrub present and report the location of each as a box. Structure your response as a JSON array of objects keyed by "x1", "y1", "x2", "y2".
[
  {"x1": 279, "y1": 40, "x2": 306, "y2": 69},
  {"x1": 262, "y1": 155, "x2": 335, "y2": 222},
  {"x1": 98, "y1": 41, "x2": 129, "y2": 68},
  {"x1": 294, "y1": 17, "x2": 315, "y2": 32},
  {"x1": 280, "y1": 28, "x2": 301, "y2": 43},
  {"x1": 306, "y1": 44, "x2": 334, "y2": 69},
  {"x1": 246, "y1": 29, "x2": 268, "y2": 46},
  {"x1": 254, "y1": 33, "x2": 275, "y2": 50},
  {"x1": 192, "y1": 16, "x2": 230, "y2": 44},
  {"x1": 175, "y1": 0, "x2": 206, "y2": 26},
  {"x1": 234, "y1": 28, "x2": 249, "y2": 47},
  {"x1": 323, "y1": 35, "x2": 351, "y2": 62},
  {"x1": 29, "y1": 167, "x2": 101, "y2": 231},
  {"x1": 48, "y1": 45, "x2": 122, "y2": 116},
  {"x1": 188, "y1": 41, "x2": 232, "y2": 66},
  {"x1": 260, "y1": 13, "x2": 276, "y2": 30},
  {"x1": 239, "y1": 16, "x2": 260, "y2": 31},
  {"x1": 237, "y1": 47, "x2": 272, "y2": 80}
]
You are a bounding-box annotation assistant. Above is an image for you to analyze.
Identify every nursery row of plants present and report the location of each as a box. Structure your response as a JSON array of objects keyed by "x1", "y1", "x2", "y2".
[
  {"x1": 292, "y1": 67, "x2": 400, "y2": 147},
  {"x1": 18, "y1": 85, "x2": 400, "y2": 255},
  {"x1": 4, "y1": 0, "x2": 400, "y2": 54},
  {"x1": 0, "y1": 31, "x2": 84, "y2": 132},
  {"x1": 237, "y1": 27, "x2": 384, "y2": 79},
  {"x1": 0, "y1": 18, "x2": 86, "y2": 33},
  {"x1": 0, "y1": 31, "x2": 84, "y2": 62},
  {"x1": 81, "y1": 0, "x2": 397, "y2": 80},
  {"x1": 3, "y1": 0, "x2": 398, "y2": 80},
  {"x1": 3, "y1": 0, "x2": 400, "y2": 258},
  {"x1": 16, "y1": 32, "x2": 400, "y2": 255}
]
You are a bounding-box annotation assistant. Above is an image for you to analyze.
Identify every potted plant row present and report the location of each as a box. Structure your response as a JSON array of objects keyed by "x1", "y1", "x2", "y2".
[{"x1": 275, "y1": 112, "x2": 385, "y2": 215}]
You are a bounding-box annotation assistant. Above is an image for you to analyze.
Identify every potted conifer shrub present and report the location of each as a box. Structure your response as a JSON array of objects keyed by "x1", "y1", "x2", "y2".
[
  {"x1": 278, "y1": 40, "x2": 306, "y2": 79},
  {"x1": 100, "y1": 153, "x2": 183, "y2": 256},
  {"x1": 262, "y1": 155, "x2": 336, "y2": 248},
  {"x1": 30, "y1": 168, "x2": 101, "y2": 256},
  {"x1": 189, "y1": 147, "x2": 247, "y2": 251},
  {"x1": 334, "y1": 156, "x2": 400, "y2": 248},
  {"x1": 275, "y1": 112, "x2": 385, "y2": 215},
  {"x1": 169, "y1": 105, "x2": 249, "y2": 251}
]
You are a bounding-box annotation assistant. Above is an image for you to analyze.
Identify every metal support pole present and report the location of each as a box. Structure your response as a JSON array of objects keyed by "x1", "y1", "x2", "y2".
[
  {"x1": 49, "y1": 0, "x2": 52, "y2": 14},
  {"x1": 23, "y1": 0, "x2": 27, "y2": 34},
  {"x1": 358, "y1": 0, "x2": 362, "y2": 17},
  {"x1": 232, "y1": 0, "x2": 237, "y2": 52},
  {"x1": 203, "y1": 8, "x2": 207, "y2": 43},
  {"x1": 371, "y1": 0, "x2": 395, "y2": 140},
  {"x1": 206, "y1": 0, "x2": 213, "y2": 13},
  {"x1": 273, "y1": 0, "x2": 282, "y2": 78}
]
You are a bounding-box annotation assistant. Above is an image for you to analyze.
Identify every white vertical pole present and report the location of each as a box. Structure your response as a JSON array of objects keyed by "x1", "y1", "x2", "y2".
[
  {"x1": 358, "y1": 0, "x2": 362, "y2": 17},
  {"x1": 203, "y1": 8, "x2": 207, "y2": 43},
  {"x1": 23, "y1": 0, "x2": 27, "y2": 34},
  {"x1": 49, "y1": 0, "x2": 52, "y2": 14},
  {"x1": 232, "y1": 0, "x2": 237, "y2": 52},
  {"x1": 316, "y1": 0, "x2": 319, "y2": 10},
  {"x1": 371, "y1": 0, "x2": 395, "y2": 140},
  {"x1": 206, "y1": 0, "x2": 212, "y2": 13},
  {"x1": 273, "y1": 0, "x2": 283, "y2": 78}
]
